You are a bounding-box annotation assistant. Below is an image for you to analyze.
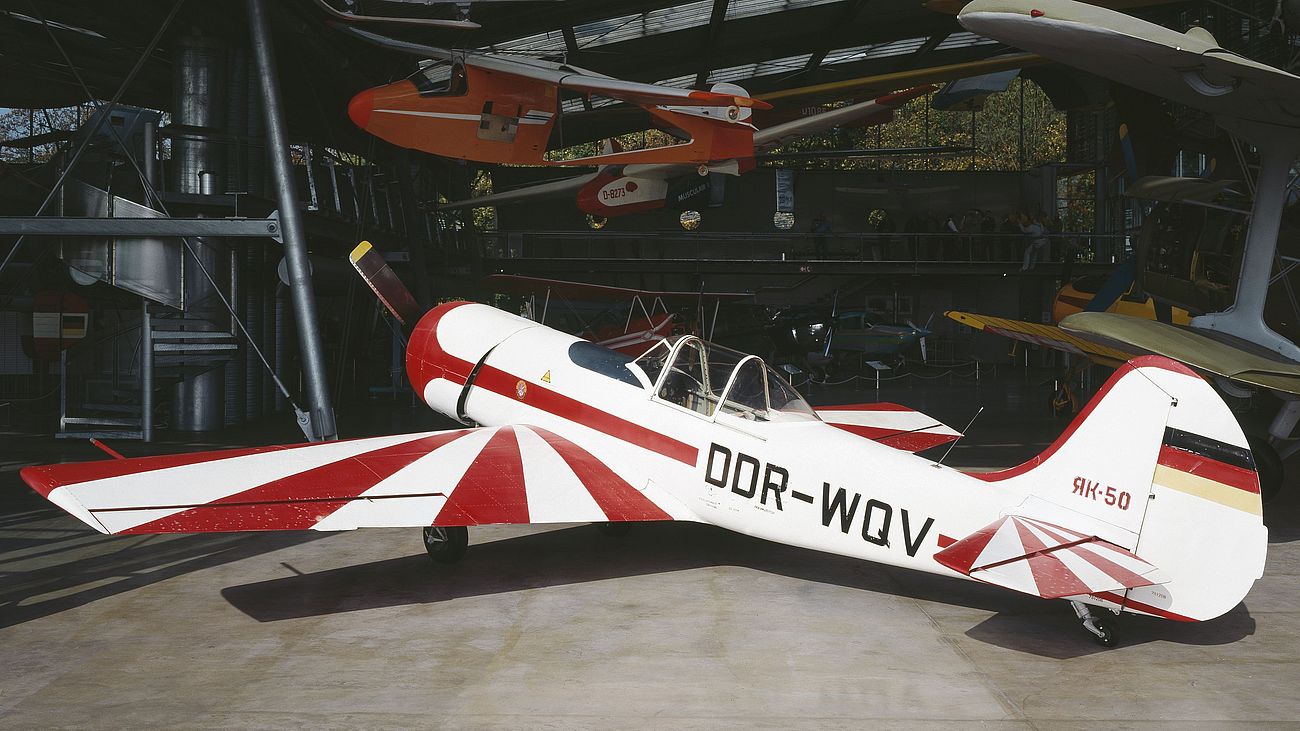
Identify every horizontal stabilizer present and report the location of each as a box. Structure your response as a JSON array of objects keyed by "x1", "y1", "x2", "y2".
[
  {"x1": 815, "y1": 403, "x2": 960, "y2": 452},
  {"x1": 934, "y1": 515, "x2": 1167, "y2": 599}
]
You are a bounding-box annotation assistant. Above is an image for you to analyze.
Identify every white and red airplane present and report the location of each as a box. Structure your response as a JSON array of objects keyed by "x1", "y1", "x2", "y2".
[{"x1": 21, "y1": 285, "x2": 1267, "y2": 646}]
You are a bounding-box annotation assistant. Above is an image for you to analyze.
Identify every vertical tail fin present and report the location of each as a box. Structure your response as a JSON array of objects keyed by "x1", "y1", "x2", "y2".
[{"x1": 969, "y1": 355, "x2": 1267, "y2": 621}]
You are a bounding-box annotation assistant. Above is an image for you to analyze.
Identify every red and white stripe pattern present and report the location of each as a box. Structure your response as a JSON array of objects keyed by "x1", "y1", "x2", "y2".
[
  {"x1": 815, "y1": 403, "x2": 961, "y2": 453},
  {"x1": 934, "y1": 515, "x2": 1167, "y2": 599},
  {"x1": 21, "y1": 425, "x2": 675, "y2": 535}
]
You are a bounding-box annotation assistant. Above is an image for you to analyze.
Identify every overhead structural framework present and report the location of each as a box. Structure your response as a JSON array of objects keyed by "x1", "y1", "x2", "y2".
[{"x1": 247, "y1": 0, "x2": 338, "y2": 442}]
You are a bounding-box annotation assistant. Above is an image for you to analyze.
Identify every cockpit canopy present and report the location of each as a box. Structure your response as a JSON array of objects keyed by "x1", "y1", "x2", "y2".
[{"x1": 628, "y1": 336, "x2": 818, "y2": 423}]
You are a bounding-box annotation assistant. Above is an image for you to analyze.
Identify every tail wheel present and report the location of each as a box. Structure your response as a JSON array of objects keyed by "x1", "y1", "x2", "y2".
[
  {"x1": 1090, "y1": 619, "x2": 1117, "y2": 648},
  {"x1": 423, "y1": 526, "x2": 469, "y2": 564},
  {"x1": 1246, "y1": 435, "x2": 1283, "y2": 504}
]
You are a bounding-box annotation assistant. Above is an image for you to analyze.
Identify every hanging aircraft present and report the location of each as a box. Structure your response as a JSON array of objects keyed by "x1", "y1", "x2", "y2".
[
  {"x1": 20, "y1": 253, "x2": 1268, "y2": 647},
  {"x1": 950, "y1": 0, "x2": 1300, "y2": 482},
  {"x1": 431, "y1": 86, "x2": 936, "y2": 220},
  {"x1": 340, "y1": 24, "x2": 771, "y2": 169}
]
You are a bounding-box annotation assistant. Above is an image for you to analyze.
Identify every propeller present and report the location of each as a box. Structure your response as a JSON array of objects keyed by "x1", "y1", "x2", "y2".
[{"x1": 907, "y1": 313, "x2": 936, "y2": 364}]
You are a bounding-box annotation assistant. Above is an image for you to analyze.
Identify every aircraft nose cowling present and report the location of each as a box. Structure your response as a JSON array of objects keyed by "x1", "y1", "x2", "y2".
[
  {"x1": 405, "y1": 301, "x2": 541, "y2": 417},
  {"x1": 348, "y1": 88, "x2": 375, "y2": 129}
]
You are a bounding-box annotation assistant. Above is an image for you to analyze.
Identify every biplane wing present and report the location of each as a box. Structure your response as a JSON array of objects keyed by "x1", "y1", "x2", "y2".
[
  {"x1": 20, "y1": 424, "x2": 694, "y2": 536},
  {"x1": 945, "y1": 310, "x2": 1137, "y2": 367}
]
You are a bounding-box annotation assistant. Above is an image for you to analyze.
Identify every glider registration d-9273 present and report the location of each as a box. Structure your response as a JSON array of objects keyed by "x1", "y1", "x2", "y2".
[{"x1": 22, "y1": 299, "x2": 1267, "y2": 647}]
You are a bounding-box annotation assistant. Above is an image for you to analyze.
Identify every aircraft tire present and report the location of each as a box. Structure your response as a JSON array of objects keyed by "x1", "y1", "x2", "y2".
[
  {"x1": 1091, "y1": 620, "x2": 1117, "y2": 648},
  {"x1": 596, "y1": 521, "x2": 632, "y2": 538},
  {"x1": 423, "y1": 526, "x2": 469, "y2": 564},
  {"x1": 1246, "y1": 435, "x2": 1283, "y2": 504}
]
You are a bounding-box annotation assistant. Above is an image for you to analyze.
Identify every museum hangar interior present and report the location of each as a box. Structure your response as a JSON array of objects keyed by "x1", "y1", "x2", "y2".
[{"x1": 1, "y1": 1, "x2": 1300, "y2": 727}]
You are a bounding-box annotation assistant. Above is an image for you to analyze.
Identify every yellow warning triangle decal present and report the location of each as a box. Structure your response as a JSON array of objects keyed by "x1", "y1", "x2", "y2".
[{"x1": 541, "y1": 370, "x2": 552, "y2": 383}]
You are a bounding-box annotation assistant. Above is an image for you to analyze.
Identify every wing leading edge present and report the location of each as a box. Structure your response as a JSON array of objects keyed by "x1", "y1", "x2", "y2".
[{"x1": 21, "y1": 426, "x2": 689, "y2": 535}]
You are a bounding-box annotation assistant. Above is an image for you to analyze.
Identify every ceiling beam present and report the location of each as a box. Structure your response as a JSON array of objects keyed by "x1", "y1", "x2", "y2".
[
  {"x1": 694, "y1": 0, "x2": 730, "y2": 88},
  {"x1": 801, "y1": 0, "x2": 869, "y2": 74},
  {"x1": 913, "y1": 31, "x2": 952, "y2": 58}
]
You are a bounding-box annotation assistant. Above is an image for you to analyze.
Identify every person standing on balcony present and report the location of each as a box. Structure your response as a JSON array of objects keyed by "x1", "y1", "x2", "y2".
[{"x1": 1018, "y1": 213, "x2": 1049, "y2": 271}]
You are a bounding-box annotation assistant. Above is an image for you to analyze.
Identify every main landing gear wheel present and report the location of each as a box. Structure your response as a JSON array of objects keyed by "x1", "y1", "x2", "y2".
[
  {"x1": 1071, "y1": 600, "x2": 1118, "y2": 648},
  {"x1": 596, "y1": 521, "x2": 632, "y2": 538},
  {"x1": 423, "y1": 526, "x2": 468, "y2": 564}
]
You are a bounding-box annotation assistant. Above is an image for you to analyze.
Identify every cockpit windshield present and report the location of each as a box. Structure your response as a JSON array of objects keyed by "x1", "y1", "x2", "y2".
[
  {"x1": 408, "y1": 61, "x2": 468, "y2": 97},
  {"x1": 630, "y1": 336, "x2": 819, "y2": 423}
]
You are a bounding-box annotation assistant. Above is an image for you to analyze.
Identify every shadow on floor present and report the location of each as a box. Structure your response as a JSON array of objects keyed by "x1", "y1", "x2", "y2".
[{"x1": 220, "y1": 521, "x2": 1254, "y2": 659}]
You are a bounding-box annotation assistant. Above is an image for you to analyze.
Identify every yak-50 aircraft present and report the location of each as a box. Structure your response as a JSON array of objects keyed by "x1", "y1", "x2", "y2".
[{"x1": 21, "y1": 253, "x2": 1267, "y2": 647}]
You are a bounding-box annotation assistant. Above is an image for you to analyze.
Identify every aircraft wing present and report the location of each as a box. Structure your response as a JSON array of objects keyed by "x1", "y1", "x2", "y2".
[
  {"x1": 436, "y1": 172, "x2": 600, "y2": 212},
  {"x1": 752, "y1": 87, "x2": 934, "y2": 150},
  {"x1": 958, "y1": 0, "x2": 1300, "y2": 130},
  {"x1": 19, "y1": 425, "x2": 693, "y2": 535},
  {"x1": 815, "y1": 403, "x2": 960, "y2": 452},
  {"x1": 557, "y1": 75, "x2": 772, "y2": 110},
  {"x1": 945, "y1": 310, "x2": 1137, "y2": 367},
  {"x1": 1061, "y1": 312, "x2": 1300, "y2": 395},
  {"x1": 934, "y1": 514, "x2": 1167, "y2": 599}
]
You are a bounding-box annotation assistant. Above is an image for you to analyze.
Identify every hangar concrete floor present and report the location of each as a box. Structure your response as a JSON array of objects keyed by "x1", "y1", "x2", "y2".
[{"x1": 2, "y1": 365, "x2": 1298, "y2": 729}]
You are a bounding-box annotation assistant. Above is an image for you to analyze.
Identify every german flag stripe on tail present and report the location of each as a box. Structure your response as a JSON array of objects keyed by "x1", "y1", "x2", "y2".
[{"x1": 1154, "y1": 426, "x2": 1261, "y2": 516}]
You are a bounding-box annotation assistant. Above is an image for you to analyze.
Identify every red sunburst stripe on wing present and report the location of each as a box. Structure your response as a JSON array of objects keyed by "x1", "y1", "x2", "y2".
[
  {"x1": 21, "y1": 441, "x2": 322, "y2": 497},
  {"x1": 118, "y1": 430, "x2": 472, "y2": 534},
  {"x1": 1067, "y1": 543, "x2": 1153, "y2": 589},
  {"x1": 1022, "y1": 553, "x2": 1090, "y2": 598},
  {"x1": 530, "y1": 426, "x2": 672, "y2": 521},
  {"x1": 1157, "y1": 445, "x2": 1258, "y2": 494},
  {"x1": 434, "y1": 427, "x2": 529, "y2": 526}
]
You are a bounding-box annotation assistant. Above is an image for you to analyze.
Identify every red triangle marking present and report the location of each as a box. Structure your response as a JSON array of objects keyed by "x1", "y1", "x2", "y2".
[
  {"x1": 933, "y1": 517, "x2": 1005, "y2": 574},
  {"x1": 433, "y1": 427, "x2": 529, "y2": 526},
  {"x1": 529, "y1": 426, "x2": 672, "y2": 521},
  {"x1": 121, "y1": 430, "x2": 473, "y2": 534}
]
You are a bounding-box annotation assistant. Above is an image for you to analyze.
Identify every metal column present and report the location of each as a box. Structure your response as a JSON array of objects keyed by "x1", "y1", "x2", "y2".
[
  {"x1": 141, "y1": 299, "x2": 154, "y2": 442},
  {"x1": 247, "y1": 0, "x2": 337, "y2": 441}
]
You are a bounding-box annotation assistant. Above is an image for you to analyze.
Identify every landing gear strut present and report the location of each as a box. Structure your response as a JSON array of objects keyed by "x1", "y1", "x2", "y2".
[
  {"x1": 423, "y1": 526, "x2": 468, "y2": 564},
  {"x1": 1071, "y1": 600, "x2": 1118, "y2": 647}
]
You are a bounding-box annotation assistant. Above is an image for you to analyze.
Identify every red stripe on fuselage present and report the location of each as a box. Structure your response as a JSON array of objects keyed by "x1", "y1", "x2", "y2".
[
  {"x1": 474, "y1": 363, "x2": 699, "y2": 466},
  {"x1": 1157, "y1": 445, "x2": 1259, "y2": 494}
]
